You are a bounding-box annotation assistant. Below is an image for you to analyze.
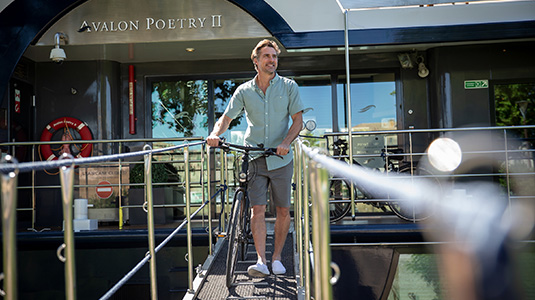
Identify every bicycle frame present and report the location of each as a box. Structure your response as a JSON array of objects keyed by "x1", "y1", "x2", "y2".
[{"x1": 218, "y1": 142, "x2": 279, "y2": 288}]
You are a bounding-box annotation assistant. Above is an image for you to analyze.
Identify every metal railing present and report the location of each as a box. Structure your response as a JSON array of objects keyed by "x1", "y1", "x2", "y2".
[
  {"x1": 1, "y1": 125, "x2": 533, "y2": 299},
  {"x1": 302, "y1": 125, "x2": 535, "y2": 220},
  {"x1": 0, "y1": 139, "x2": 216, "y2": 300},
  {"x1": 292, "y1": 125, "x2": 535, "y2": 300},
  {"x1": 1, "y1": 137, "x2": 210, "y2": 230}
]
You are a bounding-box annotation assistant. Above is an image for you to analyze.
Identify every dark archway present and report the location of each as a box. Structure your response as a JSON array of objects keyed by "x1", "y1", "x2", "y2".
[{"x1": 0, "y1": 0, "x2": 88, "y2": 104}]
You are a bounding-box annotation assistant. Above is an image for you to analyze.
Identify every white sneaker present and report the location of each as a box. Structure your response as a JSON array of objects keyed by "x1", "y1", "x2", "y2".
[
  {"x1": 247, "y1": 262, "x2": 270, "y2": 277},
  {"x1": 272, "y1": 260, "x2": 286, "y2": 275}
]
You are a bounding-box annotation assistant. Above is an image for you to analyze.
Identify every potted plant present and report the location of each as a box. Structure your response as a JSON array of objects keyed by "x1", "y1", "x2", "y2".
[{"x1": 128, "y1": 160, "x2": 183, "y2": 225}]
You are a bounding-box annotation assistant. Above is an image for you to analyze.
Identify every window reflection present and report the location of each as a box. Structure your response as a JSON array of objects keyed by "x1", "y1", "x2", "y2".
[
  {"x1": 151, "y1": 80, "x2": 209, "y2": 138},
  {"x1": 214, "y1": 78, "x2": 249, "y2": 144},
  {"x1": 337, "y1": 73, "x2": 397, "y2": 132},
  {"x1": 291, "y1": 75, "x2": 332, "y2": 137},
  {"x1": 494, "y1": 82, "x2": 535, "y2": 138}
]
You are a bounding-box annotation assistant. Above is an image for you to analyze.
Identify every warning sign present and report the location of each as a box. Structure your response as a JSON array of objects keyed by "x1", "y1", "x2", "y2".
[
  {"x1": 96, "y1": 181, "x2": 113, "y2": 199},
  {"x1": 14, "y1": 89, "x2": 20, "y2": 113}
]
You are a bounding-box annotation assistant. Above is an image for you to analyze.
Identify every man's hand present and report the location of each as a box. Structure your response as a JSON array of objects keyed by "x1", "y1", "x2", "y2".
[
  {"x1": 206, "y1": 134, "x2": 221, "y2": 147},
  {"x1": 276, "y1": 142, "x2": 290, "y2": 156}
]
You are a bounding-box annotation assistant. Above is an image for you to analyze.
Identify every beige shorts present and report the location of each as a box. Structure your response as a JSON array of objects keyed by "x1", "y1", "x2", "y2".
[{"x1": 247, "y1": 157, "x2": 293, "y2": 208}]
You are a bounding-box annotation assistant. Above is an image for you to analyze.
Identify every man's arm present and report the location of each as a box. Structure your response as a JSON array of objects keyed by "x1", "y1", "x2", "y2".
[
  {"x1": 206, "y1": 115, "x2": 232, "y2": 147},
  {"x1": 277, "y1": 111, "x2": 303, "y2": 155}
]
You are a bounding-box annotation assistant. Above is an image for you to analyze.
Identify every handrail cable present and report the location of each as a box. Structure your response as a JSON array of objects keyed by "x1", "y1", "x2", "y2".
[
  {"x1": 99, "y1": 187, "x2": 226, "y2": 300},
  {"x1": 0, "y1": 141, "x2": 205, "y2": 174}
]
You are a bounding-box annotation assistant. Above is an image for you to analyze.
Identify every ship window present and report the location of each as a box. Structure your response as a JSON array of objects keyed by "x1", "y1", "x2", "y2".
[
  {"x1": 151, "y1": 80, "x2": 209, "y2": 138},
  {"x1": 337, "y1": 73, "x2": 397, "y2": 132},
  {"x1": 213, "y1": 78, "x2": 250, "y2": 144},
  {"x1": 292, "y1": 74, "x2": 333, "y2": 139}
]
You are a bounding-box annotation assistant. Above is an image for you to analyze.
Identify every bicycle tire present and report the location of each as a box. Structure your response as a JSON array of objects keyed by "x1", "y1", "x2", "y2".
[
  {"x1": 226, "y1": 191, "x2": 243, "y2": 288},
  {"x1": 388, "y1": 167, "x2": 439, "y2": 222},
  {"x1": 329, "y1": 179, "x2": 352, "y2": 223},
  {"x1": 239, "y1": 194, "x2": 250, "y2": 262}
]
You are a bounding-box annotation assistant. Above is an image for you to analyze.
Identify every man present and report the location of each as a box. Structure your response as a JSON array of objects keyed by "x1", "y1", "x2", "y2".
[{"x1": 206, "y1": 39, "x2": 305, "y2": 277}]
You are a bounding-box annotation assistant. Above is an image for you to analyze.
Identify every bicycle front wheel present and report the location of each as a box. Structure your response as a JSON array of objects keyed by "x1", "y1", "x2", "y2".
[
  {"x1": 226, "y1": 191, "x2": 244, "y2": 288},
  {"x1": 239, "y1": 195, "x2": 250, "y2": 262}
]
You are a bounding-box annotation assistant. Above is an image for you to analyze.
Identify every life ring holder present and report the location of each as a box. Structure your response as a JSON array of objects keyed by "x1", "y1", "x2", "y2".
[{"x1": 39, "y1": 117, "x2": 93, "y2": 161}]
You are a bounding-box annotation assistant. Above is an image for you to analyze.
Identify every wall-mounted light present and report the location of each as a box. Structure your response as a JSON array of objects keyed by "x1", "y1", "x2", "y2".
[
  {"x1": 398, "y1": 52, "x2": 429, "y2": 78},
  {"x1": 50, "y1": 32, "x2": 68, "y2": 64},
  {"x1": 185, "y1": 47, "x2": 195, "y2": 52},
  {"x1": 416, "y1": 56, "x2": 429, "y2": 78}
]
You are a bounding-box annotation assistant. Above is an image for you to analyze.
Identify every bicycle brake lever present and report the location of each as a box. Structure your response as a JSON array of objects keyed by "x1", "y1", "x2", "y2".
[
  {"x1": 265, "y1": 148, "x2": 283, "y2": 159},
  {"x1": 218, "y1": 139, "x2": 230, "y2": 152}
]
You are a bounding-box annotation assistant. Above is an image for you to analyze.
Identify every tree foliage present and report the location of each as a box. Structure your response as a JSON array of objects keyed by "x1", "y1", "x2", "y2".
[
  {"x1": 494, "y1": 83, "x2": 535, "y2": 138},
  {"x1": 152, "y1": 80, "x2": 244, "y2": 137}
]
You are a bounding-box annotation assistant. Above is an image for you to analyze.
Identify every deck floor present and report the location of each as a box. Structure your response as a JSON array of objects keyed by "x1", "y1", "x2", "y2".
[{"x1": 193, "y1": 226, "x2": 297, "y2": 300}]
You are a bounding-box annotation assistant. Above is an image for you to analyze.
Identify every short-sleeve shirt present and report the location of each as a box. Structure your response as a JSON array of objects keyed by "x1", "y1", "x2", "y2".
[{"x1": 224, "y1": 73, "x2": 305, "y2": 170}]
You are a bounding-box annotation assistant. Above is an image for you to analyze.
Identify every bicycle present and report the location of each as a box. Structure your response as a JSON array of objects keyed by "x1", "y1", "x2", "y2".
[
  {"x1": 215, "y1": 141, "x2": 281, "y2": 288},
  {"x1": 328, "y1": 138, "x2": 441, "y2": 222}
]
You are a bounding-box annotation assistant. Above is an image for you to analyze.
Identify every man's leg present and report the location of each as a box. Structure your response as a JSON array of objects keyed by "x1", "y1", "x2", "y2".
[
  {"x1": 246, "y1": 158, "x2": 270, "y2": 277},
  {"x1": 268, "y1": 161, "x2": 293, "y2": 275},
  {"x1": 272, "y1": 206, "x2": 290, "y2": 261},
  {"x1": 250, "y1": 204, "x2": 267, "y2": 264}
]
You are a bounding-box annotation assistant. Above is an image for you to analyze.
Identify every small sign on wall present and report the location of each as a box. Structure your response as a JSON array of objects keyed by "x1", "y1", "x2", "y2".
[
  {"x1": 14, "y1": 89, "x2": 21, "y2": 113},
  {"x1": 464, "y1": 80, "x2": 488, "y2": 89}
]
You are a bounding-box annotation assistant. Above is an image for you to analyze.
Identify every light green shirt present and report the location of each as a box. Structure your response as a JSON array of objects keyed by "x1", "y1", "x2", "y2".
[{"x1": 224, "y1": 73, "x2": 305, "y2": 170}]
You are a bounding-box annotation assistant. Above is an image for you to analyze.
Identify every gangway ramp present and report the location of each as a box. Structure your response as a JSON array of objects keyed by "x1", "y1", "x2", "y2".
[{"x1": 188, "y1": 224, "x2": 298, "y2": 300}]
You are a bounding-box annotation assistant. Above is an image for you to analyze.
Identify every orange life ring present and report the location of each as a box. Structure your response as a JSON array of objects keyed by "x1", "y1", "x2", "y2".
[{"x1": 40, "y1": 117, "x2": 93, "y2": 161}]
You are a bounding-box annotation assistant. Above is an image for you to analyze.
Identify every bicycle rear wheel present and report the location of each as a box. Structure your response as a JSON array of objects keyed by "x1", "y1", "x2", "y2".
[
  {"x1": 226, "y1": 191, "x2": 244, "y2": 288},
  {"x1": 388, "y1": 167, "x2": 440, "y2": 222},
  {"x1": 329, "y1": 179, "x2": 352, "y2": 223}
]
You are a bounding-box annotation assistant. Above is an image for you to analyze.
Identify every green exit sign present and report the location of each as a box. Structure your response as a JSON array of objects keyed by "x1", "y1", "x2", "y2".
[{"x1": 464, "y1": 80, "x2": 489, "y2": 89}]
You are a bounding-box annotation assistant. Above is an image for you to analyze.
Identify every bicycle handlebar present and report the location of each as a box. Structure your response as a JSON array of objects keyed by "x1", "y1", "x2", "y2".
[{"x1": 216, "y1": 140, "x2": 283, "y2": 159}]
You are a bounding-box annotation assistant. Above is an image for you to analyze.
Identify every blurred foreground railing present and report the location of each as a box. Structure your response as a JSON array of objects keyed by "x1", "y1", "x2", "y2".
[
  {"x1": 314, "y1": 125, "x2": 535, "y2": 221},
  {"x1": 293, "y1": 125, "x2": 535, "y2": 300}
]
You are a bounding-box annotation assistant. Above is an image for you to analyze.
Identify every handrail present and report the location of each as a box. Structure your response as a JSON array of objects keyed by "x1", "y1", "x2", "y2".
[
  {"x1": 0, "y1": 139, "x2": 217, "y2": 300},
  {"x1": 0, "y1": 136, "x2": 203, "y2": 147},
  {"x1": 0, "y1": 140, "x2": 204, "y2": 174},
  {"x1": 0, "y1": 156, "x2": 18, "y2": 300},
  {"x1": 294, "y1": 140, "x2": 334, "y2": 300},
  {"x1": 0, "y1": 137, "x2": 207, "y2": 230},
  {"x1": 293, "y1": 124, "x2": 535, "y2": 300},
  {"x1": 1, "y1": 125, "x2": 534, "y2": 299},
  {"x1": 322, "y1": 124, "x2": 535, "y2": 136}
]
